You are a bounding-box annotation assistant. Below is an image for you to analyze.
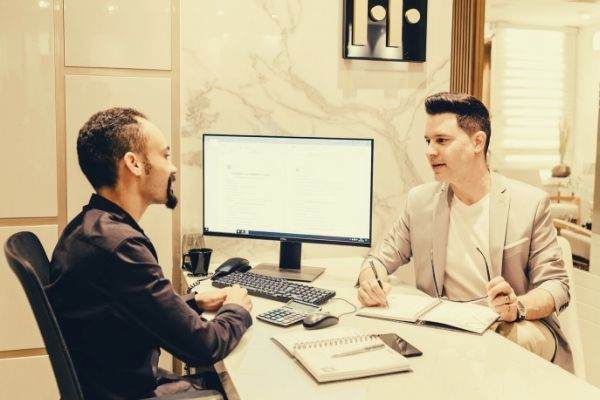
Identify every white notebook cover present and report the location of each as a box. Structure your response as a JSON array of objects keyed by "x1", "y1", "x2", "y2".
[{"x1": 292, "y1": 334, "x2": 411, "y2": 383}]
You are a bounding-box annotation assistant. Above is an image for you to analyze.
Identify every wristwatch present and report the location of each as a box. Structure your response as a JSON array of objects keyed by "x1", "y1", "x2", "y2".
[{"x1": 515, "y1": 299, "x2": 527, "y2": 322}]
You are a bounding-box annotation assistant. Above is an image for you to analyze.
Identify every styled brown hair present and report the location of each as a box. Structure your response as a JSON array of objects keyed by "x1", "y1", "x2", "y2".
[{"x1": 425, "y1": 92, "x2": 491, "y2": 157}]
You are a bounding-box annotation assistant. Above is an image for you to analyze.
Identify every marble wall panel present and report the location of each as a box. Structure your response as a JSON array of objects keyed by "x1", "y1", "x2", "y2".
[
  {"x1": 0, "y1": 0, "x2": 57, "y2": 218},
  {"x1": 64, "y1": 0, "x2": 171, "y2": 70},
  {"x1": 180, "y1": 0, "x2": 452, "y2": 262}
]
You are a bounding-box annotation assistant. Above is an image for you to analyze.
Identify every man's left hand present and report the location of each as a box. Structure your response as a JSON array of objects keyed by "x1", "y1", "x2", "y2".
[
  {"x1": 486, "y1": 276, "x2": 518, "y2": 322},
  {"x1": 194, "y1": 289, "x2": 227, "y2": 311}
]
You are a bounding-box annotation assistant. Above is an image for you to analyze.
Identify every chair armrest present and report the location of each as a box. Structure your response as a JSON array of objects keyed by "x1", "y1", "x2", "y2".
[{"x1": 553, "y1": 218, "x2": 592, "y2": 237}]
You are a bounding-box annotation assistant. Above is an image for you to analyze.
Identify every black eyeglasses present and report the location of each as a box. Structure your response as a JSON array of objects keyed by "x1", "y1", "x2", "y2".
[{"x1": 429, "y1": 247, "x2": 491, "y2": 303}]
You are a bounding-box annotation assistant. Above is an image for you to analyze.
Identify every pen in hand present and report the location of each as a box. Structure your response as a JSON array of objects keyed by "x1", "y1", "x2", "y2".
[{"x1": 369, "y1": 260, "x2": 388, "y2": 308}]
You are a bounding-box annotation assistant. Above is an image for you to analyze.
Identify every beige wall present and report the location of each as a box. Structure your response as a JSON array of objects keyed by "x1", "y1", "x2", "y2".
[
  {"x1": 0, "y1": 1, "x2": 57, "y2": 219},
  {"x1": 0, "y1": 0, "x2": 179, "y2": 396},
  {"x1": 0, "y1": 1, "x2": 60, "y2": 397}
]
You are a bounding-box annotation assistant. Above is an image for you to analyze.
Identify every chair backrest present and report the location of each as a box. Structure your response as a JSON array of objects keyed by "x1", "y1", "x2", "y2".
[
  {"x1": 3, "y1": 231, "x2": 84, "y2": 400},
  {"x1": 556, "y1": 236, "x2": 587, "y2": 379}
]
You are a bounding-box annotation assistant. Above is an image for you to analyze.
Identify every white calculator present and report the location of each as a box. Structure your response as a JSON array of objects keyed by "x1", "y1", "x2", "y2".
[{"x1": 257, "y1": 300, "x2": 322, "y2": 327}]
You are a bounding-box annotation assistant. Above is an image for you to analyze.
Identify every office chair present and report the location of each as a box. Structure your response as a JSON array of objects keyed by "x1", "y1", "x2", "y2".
[{"x1": 4, "y1": 231, "x2": 222, "y2": 400}]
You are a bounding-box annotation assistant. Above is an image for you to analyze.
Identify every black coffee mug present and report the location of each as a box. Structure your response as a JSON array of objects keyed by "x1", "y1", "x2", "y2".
[{"x1": 183, "y1": 248, "x2": 212, "y2": 276}]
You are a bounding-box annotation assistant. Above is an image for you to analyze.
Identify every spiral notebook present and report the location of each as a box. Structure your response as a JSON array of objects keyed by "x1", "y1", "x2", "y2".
[
  {"x1": 272, "y1": 328, "x2": 410, "y2": 382},
  {"x1": 356, "y1": 294, "x2": 499, "y2": 334}
]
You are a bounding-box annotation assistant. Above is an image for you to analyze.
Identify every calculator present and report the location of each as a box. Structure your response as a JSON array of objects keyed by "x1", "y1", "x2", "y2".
[{"x1": 257, "y1": 299, "x2": 322, "y2": 327}]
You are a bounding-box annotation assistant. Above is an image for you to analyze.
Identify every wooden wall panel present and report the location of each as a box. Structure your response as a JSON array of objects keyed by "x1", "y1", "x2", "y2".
[{"x1": 450, "y1": 0, "x2": 485, "y2": 98}]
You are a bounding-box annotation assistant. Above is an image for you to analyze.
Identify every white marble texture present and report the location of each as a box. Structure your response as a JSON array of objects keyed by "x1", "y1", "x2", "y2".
[{"x1": 180, "y1": 0, "x2": 452, "y2": 261}]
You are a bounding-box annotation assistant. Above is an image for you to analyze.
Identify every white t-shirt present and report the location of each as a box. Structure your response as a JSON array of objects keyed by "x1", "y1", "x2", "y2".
[{"x1": 443, "y1": 194, "x2": 491, "y2": 301}]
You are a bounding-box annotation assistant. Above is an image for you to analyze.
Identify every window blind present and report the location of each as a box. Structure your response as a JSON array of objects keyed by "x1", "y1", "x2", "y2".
[{"x1": 490, "y1": 25, "x2": 575, "y2": 169}]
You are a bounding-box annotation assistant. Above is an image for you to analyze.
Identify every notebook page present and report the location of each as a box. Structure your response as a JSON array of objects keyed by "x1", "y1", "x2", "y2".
[
  {"x1": 356, "y1": 294, "x2": 440, "y2": 323},
  {"x1": 420, "y1": 300, "x2": 499, "y2": 334},
  {"x1": 293, "y1": 336, "x2": 410, "y2": 382}
]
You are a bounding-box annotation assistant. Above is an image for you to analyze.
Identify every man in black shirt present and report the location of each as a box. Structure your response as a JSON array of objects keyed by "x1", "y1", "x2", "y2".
[{"x1": 47, "y1": 107, "x2": 253, "y2": 399}]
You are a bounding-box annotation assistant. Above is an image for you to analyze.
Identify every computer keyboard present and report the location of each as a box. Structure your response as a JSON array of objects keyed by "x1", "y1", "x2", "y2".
[{"x1": 211, "y1": 271, "x2": 336, "y2": 305}]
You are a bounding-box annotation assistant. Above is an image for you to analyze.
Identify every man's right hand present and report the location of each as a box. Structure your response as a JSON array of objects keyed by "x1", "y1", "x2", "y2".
[
  {"x1": 357, "y1": 266, "x2": 391, "y2": 307},
  {"x1": 223, "y1": 285, "x2": 253, "y2": 312}
]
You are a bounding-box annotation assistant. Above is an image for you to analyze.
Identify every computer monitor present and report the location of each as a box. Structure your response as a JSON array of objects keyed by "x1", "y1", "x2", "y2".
[{"x1": 203, "y1": 134, "x2": 373, "y2": 282}]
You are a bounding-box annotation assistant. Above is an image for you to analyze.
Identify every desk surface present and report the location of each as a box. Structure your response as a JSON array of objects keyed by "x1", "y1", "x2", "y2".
[{"x1": 186, "y1": 257, "x2": 600, "y2": 400}]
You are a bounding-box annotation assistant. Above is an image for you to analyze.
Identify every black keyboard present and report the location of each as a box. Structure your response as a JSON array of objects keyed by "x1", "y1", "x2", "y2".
[{"x1": 211, "y1": 271, "x2": 335, "y2": 305}]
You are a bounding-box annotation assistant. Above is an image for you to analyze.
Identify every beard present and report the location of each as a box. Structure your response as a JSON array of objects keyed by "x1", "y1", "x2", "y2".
[{"x1": 165, "y1": 173, "x2": 178, "y2": 209}]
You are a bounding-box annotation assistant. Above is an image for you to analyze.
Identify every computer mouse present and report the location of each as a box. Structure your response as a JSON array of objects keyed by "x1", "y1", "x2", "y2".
[{"x1": 302, "y1": 312, "x2": 339, "y2": 330}]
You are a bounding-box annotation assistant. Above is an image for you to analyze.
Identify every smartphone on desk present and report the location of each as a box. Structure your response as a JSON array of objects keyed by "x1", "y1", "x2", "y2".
[{"x1": 378, "y1": 333, "x2": 423, "y2": 357}]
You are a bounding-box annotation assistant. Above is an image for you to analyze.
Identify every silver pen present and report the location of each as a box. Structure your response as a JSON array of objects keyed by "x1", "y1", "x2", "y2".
[
  {"x1": 331, "y1": 343, "x2": 385, "y2": 358},
  {"x1": 369, "y1": 259, "x2": 388, "y2": 308}
]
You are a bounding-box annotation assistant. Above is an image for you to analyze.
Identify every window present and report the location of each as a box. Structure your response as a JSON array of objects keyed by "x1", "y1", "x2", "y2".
[{"x1": 490, "y1": 25, "x2": 575, "y2": 170}]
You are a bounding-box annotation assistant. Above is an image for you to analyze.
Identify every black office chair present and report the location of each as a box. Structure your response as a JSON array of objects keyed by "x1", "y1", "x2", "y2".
[{"x1": 4, "y1": 231, "x2": 222, "y2": 400}]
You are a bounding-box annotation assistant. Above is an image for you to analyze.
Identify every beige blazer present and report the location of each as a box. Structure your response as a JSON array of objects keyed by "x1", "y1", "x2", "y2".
[{"x1": 367, "y1": 173, "x2": 573, "y2": 372}]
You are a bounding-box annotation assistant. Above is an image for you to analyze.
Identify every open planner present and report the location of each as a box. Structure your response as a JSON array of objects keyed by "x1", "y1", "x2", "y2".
[
  {"x1": 272, "y1": 328, "x2": 411, "y2": 383},
  {"x1": 356, "y1": 294, "x2": 499, "y2": 334}
]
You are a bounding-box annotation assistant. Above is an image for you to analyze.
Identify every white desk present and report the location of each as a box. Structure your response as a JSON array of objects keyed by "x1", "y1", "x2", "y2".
[{"x1": 186, "y1": 257, "x2": 600, "y2": 400}]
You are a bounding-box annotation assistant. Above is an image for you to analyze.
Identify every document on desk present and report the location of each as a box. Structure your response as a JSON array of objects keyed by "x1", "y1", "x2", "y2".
[
  {"x1": 272, "y1": 328, "x2": 410, "y2": 383},
  {"x1": 356, "y1": 294, "x2": 499, "y2": 334}
]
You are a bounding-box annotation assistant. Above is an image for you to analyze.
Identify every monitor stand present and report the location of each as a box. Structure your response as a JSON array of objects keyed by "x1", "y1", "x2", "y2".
[{"x1": 252, "y1": 240, "x2": 325, "y2": 282}]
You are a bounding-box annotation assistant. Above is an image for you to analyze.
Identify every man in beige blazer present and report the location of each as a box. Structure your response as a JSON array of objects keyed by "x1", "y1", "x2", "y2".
[{"x1": 358, "y1": 92, "x2": 573, "y2": 372}]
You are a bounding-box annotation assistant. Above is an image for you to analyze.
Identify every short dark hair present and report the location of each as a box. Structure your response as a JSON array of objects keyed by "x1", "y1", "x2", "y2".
[
  {"x1": 424, "y1": 92, "x2": 491, "y2": 156},
  {"x1": 77, "y1": 107, "x2": 147, "y2": 189}
]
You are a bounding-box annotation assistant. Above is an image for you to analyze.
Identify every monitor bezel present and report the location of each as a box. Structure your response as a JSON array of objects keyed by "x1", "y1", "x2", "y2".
[{"x1": 202, "y1": 133, "x2": 373, "y2": 248}]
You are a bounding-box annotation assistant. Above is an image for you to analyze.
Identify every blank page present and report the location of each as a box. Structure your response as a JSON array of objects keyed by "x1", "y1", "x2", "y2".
[{"x1": 356, "y1": 294, "x2": 440, "y2": 323}]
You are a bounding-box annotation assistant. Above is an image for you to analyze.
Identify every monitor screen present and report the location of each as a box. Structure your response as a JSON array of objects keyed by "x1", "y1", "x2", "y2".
[{"x1": 203, "y1": 134, "x2": 373, "y2": 247}]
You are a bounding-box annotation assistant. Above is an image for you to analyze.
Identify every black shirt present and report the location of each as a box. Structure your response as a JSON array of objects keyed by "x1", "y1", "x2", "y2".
[{"x1": 47, "y1": 194, "x2": 252, "y2": 400}]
